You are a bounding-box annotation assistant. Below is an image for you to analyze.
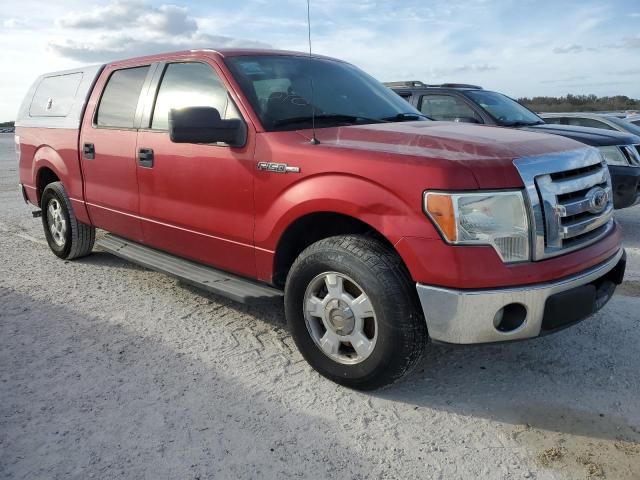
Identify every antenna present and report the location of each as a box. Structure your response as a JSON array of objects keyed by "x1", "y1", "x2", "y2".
[{"x1": 307, "y1": 0, "x2": 320, "y2": 145}]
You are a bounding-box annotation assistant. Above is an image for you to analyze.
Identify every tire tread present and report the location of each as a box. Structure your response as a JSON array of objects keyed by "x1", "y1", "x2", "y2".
[
  {"x1": 42, "y1": 182, "x2": 95, "y2": 260},
  {"x1": 286, "y1": 234, "x2": 428, "y2": 390}
]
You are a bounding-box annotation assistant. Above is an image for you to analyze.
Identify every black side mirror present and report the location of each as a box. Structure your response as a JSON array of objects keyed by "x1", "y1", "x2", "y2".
[
  {"x1": 169, "y1": 107, "x2": 247, "y2": 147},
  {"x1": 453, "y1": 116, "x2": 480, "y2": 124}
]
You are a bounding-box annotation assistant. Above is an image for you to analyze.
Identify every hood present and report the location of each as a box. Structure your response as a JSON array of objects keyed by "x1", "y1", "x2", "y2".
[
  {"x1": 297, "y1": 121, "x2": 586, "y2": 188},
  {"x1": 524, "y1": 123, "x2": 640, "y2": 146}
]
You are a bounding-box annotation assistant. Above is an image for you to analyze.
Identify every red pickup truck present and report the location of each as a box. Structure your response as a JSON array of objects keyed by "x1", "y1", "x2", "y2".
[{"x1": 16, "y1": 49, "x2": 626, "y2": 389}]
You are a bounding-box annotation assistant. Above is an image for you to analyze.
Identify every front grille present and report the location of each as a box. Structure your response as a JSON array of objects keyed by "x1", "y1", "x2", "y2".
[
  {"x1": 626, "y1": 145, "x2": 640, "y2": 166},
  {"x1": 514, "y1": 148, "x2": 614, "y2": 260}
]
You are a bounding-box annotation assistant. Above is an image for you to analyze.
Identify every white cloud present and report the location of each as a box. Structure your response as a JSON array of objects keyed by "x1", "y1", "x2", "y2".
[
  {"x1": 553, "y1": 44, "x2": 585, "y2": 54},
  {"x1": 49, "y1": 1, "x2": 270, "y2": 62},
  {"x1": 48, "y1": 33, "x2": 271, "y2": 63},
  {"x1": 2, "y1": 18, "x2": 24, "y2": 28}
]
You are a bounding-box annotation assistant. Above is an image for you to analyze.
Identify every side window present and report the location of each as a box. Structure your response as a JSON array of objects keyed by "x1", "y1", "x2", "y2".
[
  {"x1": 96, "y1": 66, "x2": 150, "y2": 128},
  {"x1": 419, "y1": 94, "x2": 481, "y2": 122},
  {"x1": 151, "y1": 62, "x2": 236, "y2": 130},
  {"x1": 566, "y1": 117, "x2": 616, "y2": 130}
]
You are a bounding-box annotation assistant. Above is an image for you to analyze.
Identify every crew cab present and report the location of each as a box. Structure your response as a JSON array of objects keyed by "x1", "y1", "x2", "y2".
[
  {"x1": 16, "y1": 49, "x2": 625, "y2": 389},
  {"x1": 387, "y1": 81, "x2": 640, "y2": 209}
]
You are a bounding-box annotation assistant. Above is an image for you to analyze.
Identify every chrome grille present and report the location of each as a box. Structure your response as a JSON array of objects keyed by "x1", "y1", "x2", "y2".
[{"x1": 514, "y1": 148, "x2": 614, "y2": 260}]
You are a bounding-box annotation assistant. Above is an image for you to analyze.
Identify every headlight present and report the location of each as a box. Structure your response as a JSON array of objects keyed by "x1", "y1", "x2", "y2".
[
  {"x1": 424, "y1": 191, "x2": 530, "y2": 263},
  {"x1": 598, "y1": 146, "x2": 629, "y2": 166}
]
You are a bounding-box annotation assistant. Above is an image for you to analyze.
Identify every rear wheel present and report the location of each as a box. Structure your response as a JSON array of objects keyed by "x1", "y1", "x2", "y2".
[
  {"x1": 41, "y1": 182, "x2": 95, "y2": 260},
  {"x1": 285, "y1": 235, "x2": 428, "y2": 390}
]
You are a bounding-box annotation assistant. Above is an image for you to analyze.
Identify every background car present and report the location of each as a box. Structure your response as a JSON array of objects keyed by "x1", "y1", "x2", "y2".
[
  {"x1": 541, "y1": 112, "x2": 640, "y2": 137},
  {"x1": 386, "y1": 81, "x2": 640, "y2": 209}
]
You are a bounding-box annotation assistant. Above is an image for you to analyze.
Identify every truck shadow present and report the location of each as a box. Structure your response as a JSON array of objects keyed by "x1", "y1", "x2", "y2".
[
  {"x1": 0, "y1": 287, "x2": 366, "y2": 478},
  {"x1": 73, "y1": 251, "x2": 639, "y2": 443}
]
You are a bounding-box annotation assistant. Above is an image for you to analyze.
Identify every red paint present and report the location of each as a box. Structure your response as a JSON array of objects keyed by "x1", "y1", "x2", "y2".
[{"x1": 17, "y1": 49, "x2": 623, "y2": 288}]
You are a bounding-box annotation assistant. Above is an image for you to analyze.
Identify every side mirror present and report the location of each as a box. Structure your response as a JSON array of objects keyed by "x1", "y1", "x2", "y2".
[
  {"x1": 453, "y1": 116, "x2": 480, "y2": 124},
  {"x1": 169, "y1": 107, "x2": 247, "y2": 147}
]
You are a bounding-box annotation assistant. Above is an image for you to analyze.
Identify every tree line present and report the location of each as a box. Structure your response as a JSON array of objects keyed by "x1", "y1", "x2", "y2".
[
  {"x1": 0, "y1": 121, "x2": 14, "y2": 127},
  {"x1": 518, "y1": 94, "x2": 640, "y2": 113}
]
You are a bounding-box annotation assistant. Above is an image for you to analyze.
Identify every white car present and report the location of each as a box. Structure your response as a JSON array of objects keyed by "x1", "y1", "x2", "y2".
[{"x1": 541, "y1": 112, "x2": 640, "y2": 136}]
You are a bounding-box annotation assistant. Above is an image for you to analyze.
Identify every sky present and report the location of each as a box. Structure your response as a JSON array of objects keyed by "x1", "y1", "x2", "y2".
[{"x1": 1, "y1": 0, "x2": 639, "y2": 121}]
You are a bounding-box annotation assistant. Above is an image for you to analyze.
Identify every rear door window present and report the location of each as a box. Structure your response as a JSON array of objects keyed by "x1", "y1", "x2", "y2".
[
  {"x1": 150, "y1": 62, "x2": 236, "y2": 130},
  {"x1": 30, "y1": 73, "x2": 83, "y2": 117},
  {"x1": 419, "y1": 94, "x2": 481, "y2": 122},
  {"x1": 96, "y1": 66, "x2": 150, "y2": 128}
]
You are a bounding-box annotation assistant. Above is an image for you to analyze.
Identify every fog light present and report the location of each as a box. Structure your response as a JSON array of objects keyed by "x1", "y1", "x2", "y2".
[{"x1": 493, "y1": 303, "x2": 527, "y2": 332}]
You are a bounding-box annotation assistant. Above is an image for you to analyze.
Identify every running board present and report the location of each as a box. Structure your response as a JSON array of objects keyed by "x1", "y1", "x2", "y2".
[{"x1": 96, "y1": 234, "x2": 283, "y2": 305}]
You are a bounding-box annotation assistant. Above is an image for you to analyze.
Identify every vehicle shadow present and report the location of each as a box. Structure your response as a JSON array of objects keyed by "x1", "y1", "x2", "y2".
[
  {"x1": 0, "y1": 287, "x2": 364, "y2": 479},
  {"x1": 75, "y1": 250, "x2": 640, "y2": 443}
]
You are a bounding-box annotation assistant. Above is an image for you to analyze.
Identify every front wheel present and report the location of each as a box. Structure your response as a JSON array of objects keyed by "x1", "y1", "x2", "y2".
[
  {"x1": 41, "y1": 182, "x2": 95, "y2": 260},
  {"x1": 284, "y1": 235, "x2": 428, "y2": 390}
]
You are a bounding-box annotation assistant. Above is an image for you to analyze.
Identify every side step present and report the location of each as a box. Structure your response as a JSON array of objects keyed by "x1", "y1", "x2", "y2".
[{"x1": 96, "y1": 234, "x2": 283, "y2": 305}]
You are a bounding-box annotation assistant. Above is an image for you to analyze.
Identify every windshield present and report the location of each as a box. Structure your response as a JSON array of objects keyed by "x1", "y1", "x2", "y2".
[
  {"x1": 606, "y1": 116, "x2": 640, "y2": 136},
  {"x1": 464, "y1": 90, "x2": 543, "y2": 126},
  {"x1": 225, "y1": 55, "x2": 426, "y2": 131}
]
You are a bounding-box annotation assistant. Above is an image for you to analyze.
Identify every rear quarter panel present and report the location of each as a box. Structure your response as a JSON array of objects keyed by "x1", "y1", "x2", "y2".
[{"x1": 17, "y1": 126, "x2": 90, "y2": 223}]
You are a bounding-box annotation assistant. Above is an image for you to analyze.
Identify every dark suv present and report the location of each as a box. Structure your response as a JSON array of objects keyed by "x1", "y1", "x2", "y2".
[{"x1": 387, "y1": 81, "x2": 640, "y2": 209}]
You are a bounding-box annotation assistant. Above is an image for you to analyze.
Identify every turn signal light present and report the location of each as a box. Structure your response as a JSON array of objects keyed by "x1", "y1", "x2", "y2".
[{"x1": 424, "y1": 193, "x2": 457, "y2": 241}]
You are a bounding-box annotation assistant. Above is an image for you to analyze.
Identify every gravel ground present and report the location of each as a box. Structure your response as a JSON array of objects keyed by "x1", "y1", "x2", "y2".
[{"x1": 1, "y1": 133, "x2": 639, "y2": 479}]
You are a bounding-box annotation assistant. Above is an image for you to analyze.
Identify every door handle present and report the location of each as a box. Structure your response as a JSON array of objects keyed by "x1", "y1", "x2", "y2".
[
  {"x1": 138, "y1": 148, "x2": 154, "y2": 168},
  {"x1": 83, "y1": 143, "x2": 95, "y2": 160}
]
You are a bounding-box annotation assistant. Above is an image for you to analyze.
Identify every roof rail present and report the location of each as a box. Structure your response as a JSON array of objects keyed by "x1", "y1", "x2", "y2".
[
  {"x1": 434, "y1": 83, "x2": 483, "y2": 89},
  {"x1": 383, "y1": 80, "x2": 427, "y2": 88}
]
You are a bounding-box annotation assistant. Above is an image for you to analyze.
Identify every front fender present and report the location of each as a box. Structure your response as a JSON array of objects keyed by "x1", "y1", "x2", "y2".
[{"x1": 255, "y1": 172, "x2": 440, "y2": 250}]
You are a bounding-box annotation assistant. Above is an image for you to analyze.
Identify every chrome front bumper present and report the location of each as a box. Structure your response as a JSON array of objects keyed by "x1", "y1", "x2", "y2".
[{"x1": 416, "y1": 248, "x2": 625, "y2": 344}]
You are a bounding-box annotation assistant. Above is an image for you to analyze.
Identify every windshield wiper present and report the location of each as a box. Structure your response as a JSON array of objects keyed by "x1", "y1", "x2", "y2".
[
  {"x1": 381, "y1": 112, "x2": 431, "y2": 121},
  {"x1": 273, "y1": 114, "x2": 387, "y2": 127}
]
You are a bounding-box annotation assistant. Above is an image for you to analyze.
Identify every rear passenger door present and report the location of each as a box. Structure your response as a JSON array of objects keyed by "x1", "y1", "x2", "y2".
[
  {"x1": 135, "y1": 61, "x2": 256, "y2": 278},
  {"x1": 80, "y1": 64, "x2": 154, "y2": 241}
]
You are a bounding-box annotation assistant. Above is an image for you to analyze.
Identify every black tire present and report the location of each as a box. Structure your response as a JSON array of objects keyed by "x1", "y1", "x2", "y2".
[
  {"x1": 284, "y1": 235, "x2": 428, "y2": 390},
  {"x1": 41, "y1": 182, "x2": 95, "y2": 260}
]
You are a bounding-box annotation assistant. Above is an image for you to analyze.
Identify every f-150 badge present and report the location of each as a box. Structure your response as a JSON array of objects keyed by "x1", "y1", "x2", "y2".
[{"x1": 257, "y1": 162, "x2": 300, "y2": 173}]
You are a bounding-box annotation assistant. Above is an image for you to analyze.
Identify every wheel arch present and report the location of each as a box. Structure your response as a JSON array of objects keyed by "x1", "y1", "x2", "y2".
[
  {"x1": 272, "y1": 211, "x2": 402, "y2": 288},
  {"x1": 35, "y1": 167, "x2": 61, "y2": 205},
  {"x1": 32, "y1": 146, "x2": 69, "y2": 205}
]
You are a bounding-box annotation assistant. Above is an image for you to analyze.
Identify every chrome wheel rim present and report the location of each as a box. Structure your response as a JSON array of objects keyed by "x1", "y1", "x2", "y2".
[
  {"x1": 303, "y1": 272, "x2": 378, "y2": 365},
  {"x1": 46, "y1": 198, "x2": 67, "y2": 247}
]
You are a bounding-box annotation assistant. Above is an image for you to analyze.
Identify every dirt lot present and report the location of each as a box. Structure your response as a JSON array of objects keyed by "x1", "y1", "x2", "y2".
[{"x1": 1, "y1": 133, "x2": 639, "y2": 479}]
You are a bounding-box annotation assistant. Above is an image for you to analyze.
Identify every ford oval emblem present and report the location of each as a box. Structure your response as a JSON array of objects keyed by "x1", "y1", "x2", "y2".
[{"x1": 586, "y1": 186, "x2": 608, "y2": 214}]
